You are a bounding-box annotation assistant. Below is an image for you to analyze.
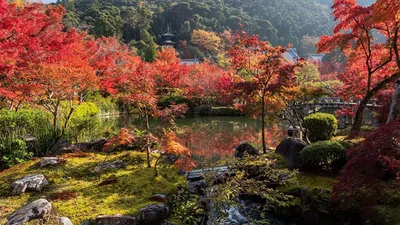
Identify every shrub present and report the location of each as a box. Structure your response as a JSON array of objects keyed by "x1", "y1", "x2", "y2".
[
  {"x1": 331, "y1": 123, "x2": 400, "y2": 211},
  {"x1": 300, "y1": 141, "x2": 346, "y2": 173},
  {"x1": 303, "y1": 113, "x2": 338, "y2": 142},
  {"x1": 66, "y1": 102, "x2": 100, "y2": 142},
  {"x1": 0, "y1": 139, "x2": 32, "y2": 169},
  {"x1": 0, "y1": 109, "x2": 53, "y2": 168}
]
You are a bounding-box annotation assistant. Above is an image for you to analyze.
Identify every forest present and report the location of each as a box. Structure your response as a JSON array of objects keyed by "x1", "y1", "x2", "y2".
[
  {"x1": 1, "y1": 0, "x2": 400, "y2": 225},
  {"x1": 57, "y1": 0, "x2": 334, "y2": 57}
]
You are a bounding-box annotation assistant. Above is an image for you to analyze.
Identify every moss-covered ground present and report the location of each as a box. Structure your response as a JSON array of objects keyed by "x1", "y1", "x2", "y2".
[{"x1": 0, "y1": 151, "x2": 186, "y2": 224}]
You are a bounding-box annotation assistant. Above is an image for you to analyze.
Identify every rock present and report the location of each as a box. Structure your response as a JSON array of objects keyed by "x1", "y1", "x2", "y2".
[
  {"x1": 275, "y1": 137, "x2": 306, "y2": 168},
  {"x1": 47, "y1": 139, "x2": 107, "y2": 156},
  {"x1": 188, "y1": 180, "x2": 207, "y2": 195},
  {"x1": 40, "y1": 157, "x2": 65, "y2": 167},
  {"x1": 60, "y1": 217, "x2": 73, "y2": 225},
  {"x1": 224, "y1": 206, "x2": 247, "y2": 225},
  {"x1": 162, "y1": 154, "x2": 179, "y2": 164},
  {"x1": 48, "y1": 139, "x2": 72, "y2": 156},
  {"x1": 93, "y1": 160, "x2": 125, "y2": 173},
  {"x1": 6, "y1": 199, "x2": 52, "y2": 225},
  {"x1": 96, "y1": 214, "x2": 136, "y2": 225},
  {"x1": 149, "y1": 194, "x2": 168, "y2": 203},
  {"x1": 12, "y1": 174, "x2": 48, "y2": 195},
  {"x1": 76, "y1": 139, "x2": 107, "y2": 152},
  {"x1": 136, "y1": 204, "x2": 169, "y2": 225},
  {"x1": 234, "y1": 143, "x2": 259, "y2": 158}
]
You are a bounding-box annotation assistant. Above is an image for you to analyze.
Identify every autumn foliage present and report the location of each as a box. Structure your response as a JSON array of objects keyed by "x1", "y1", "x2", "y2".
[
  {"x1": 317, "y1": 0, "x2": 400, "y2": 135},
  {"x1": 229, "y1": 29, "x2": 297, "y2": 153},
  {"x1": 332, "y1": 123, "x2": 400, "y2": 210},
  {"x1": 102, "y1": 128, "x2": 135, "y2": 152}
]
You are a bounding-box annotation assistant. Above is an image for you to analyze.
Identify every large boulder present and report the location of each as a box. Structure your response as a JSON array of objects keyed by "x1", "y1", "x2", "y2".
[
  {"x1": 6, "y1": 199, "x2": 52, "y2": 225},
  {"x1": 12, "y1": 174, "x2": 48, "y2": 195},
  {"x1": 234, "y1": 143, "x2": 259, "y2": 158},
  {"x1": 275, "y1": 137, "x2": 306, "y2": 169},
  {"x1": 136, "y1": 204, "x2": 169, "y2": 225},
  {"x1": 40, "y1": 157, "x2": 65, "y2": 168},
  {"x1": 96, "y1": 215, "x2": 136, "y2": 225},
  {"x1": 93, "y1": 160, "x2": 126, "y2": 173}
]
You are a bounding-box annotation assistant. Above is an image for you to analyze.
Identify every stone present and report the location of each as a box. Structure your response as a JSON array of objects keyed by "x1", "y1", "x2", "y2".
[
  {"x1": 223, "y1": 206, "x2": 247, "y2": 225},
  {"x1": 275, "y1": 137, "x2": 306, "y2": 168},
  {"x1": 234, "y1": 143, "x2": 259, "y2": 158},
  {"x1": 136, "y1": 204, "x2": 169, "y2": 225},
  {"x1": 96, "y1": 214, "x2": 136, "y2": 225},
  {"x1": 48, "y1": 139, "x2": 72, "y2": 156},
  {"x1": 47, "y1": 139, "x2": 107, "y2": 156},
  {"x1": 149, "y1": 194, "x2": 168, "y2": 203},
  {"x1": 93, "y1": 160, "x2": 126, "y2": 173},
  {"x1": 40, "y1": 157, "x2": 65, "y2": 167},
  {"x1": 12, "y1": 174, "x2": 48, "y2": 195},
  {"x1": 60, "y1": 217, "x2": 73, "y2": 225},
  {"x1": 76, "y1": 139, "x2": 107, "y2": 152},
  {"x1": 5, "y1": 199, "x2": 52, "y2": 225}
]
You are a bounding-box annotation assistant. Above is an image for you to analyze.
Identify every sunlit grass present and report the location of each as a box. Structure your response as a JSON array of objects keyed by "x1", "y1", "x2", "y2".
[{"x1": 0, "y1": 151, "x2": 186, "y2": 224}]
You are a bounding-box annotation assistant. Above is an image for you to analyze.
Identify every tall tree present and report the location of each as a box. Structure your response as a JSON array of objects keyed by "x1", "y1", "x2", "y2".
[
  {"x1": 229, "y1": 30, "x2": 296, "y2": 154},
  {"x1": 317, "y1": 0, "x2": 400, "y2": 135}
]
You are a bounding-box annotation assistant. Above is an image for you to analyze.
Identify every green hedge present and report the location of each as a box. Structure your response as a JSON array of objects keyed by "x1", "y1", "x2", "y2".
[
  {"x1": 304, "y1": 113, "x2": 338, "y2": 142},
  {"x1": 300, "y1": 140, "x2": 346, "y2": 173}
]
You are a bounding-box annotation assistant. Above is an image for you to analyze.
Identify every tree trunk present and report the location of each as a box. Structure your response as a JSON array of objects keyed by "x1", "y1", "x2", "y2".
[
  {"x1": 387, "y1": 79, "x2": 400, "y2": 124},
  {"x1": 350, "y1": 98, "x2": 369, "y2": 136},
  {"x1": 261, "y1": 94, "x2": 267, "y2": 154},
  {"x1": 144, "y1": 108, "x2": 151, "y2": 168},
  {"x1": 350, "y1": 72, "x2": 400, "y2": 135}
]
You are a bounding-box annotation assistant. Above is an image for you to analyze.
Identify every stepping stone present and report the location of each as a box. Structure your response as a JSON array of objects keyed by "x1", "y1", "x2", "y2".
[
  {"x1": 5, "y1": 199, "x2": 52, "y2": 225},
  {"x1": 12, "y1": 174, "x2": 48, "y2": 195}
]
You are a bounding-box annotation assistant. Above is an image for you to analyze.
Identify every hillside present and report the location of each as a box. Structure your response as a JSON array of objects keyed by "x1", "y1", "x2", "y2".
[{"x1": 58, "y1": 0, "x2": 333, "y2": 48}]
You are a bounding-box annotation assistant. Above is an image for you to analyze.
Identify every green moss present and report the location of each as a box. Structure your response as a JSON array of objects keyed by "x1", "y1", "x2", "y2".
[
  {"x1": 279, "y1": 172, "x2": 336, "y2": 192},
  {"x1": 0, "y1": 152, "x2": 186, "y2": 224}
]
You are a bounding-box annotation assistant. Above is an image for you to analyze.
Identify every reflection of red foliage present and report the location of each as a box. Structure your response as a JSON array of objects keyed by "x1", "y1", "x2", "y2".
[
  {"x1": 332, "y1": 123, "x2": 400, "y2": 210},
  {"x1": 178, "y1": 122, "x2": 285, "y2": 166}
]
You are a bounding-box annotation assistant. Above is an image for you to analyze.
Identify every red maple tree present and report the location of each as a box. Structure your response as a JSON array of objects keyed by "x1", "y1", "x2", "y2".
[{"x1": 317, "y1": 0, "x2": 400, "y2": 135}]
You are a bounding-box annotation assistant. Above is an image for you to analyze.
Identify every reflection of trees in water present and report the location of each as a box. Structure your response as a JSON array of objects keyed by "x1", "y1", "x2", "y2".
[{"x1": 101, "y1": 116, "x2": 288, "y2": 167}]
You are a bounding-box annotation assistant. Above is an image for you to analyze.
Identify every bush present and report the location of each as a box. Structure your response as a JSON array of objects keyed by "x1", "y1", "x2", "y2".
[
  {"x1": 300, "y1": 141, "x2": 346, "y2": 173},
  {"x1": 0, "y1": 109, "x2": 54, "y2": 168},
  {"x1": 303, "y1": 113, "x2": 338, "y2": 142},
  {"x1": 0, "y1": 139, "x2": 32, "y2": 169},
  {"x1": 332, "y1": 123, "x2": 400, "y2": 211},
  {"x1": 66, "y1": 102, "x2": 100, "y2": 142}
]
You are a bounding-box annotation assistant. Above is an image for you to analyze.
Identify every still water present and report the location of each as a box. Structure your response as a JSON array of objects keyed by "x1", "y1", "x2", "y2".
[{"x1": 97, "y1": 116, "x2": 287, "y2": 167}]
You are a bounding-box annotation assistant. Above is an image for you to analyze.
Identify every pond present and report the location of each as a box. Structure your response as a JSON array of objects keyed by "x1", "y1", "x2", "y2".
[
  {"x1": 92, "y1": 107, "x2": 376, "y2": 168},
  {"x1": 97, "y1": 116, "x2": 288, "y2": 168}
]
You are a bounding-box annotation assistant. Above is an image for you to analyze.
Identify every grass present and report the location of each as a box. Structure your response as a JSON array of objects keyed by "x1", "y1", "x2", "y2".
[
  {"x1": 279, "y1": 172, "x2": 337, "y2": 193},
  {"x1": 0, "y1": 151, "x2": 186, "y2": 224}
]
